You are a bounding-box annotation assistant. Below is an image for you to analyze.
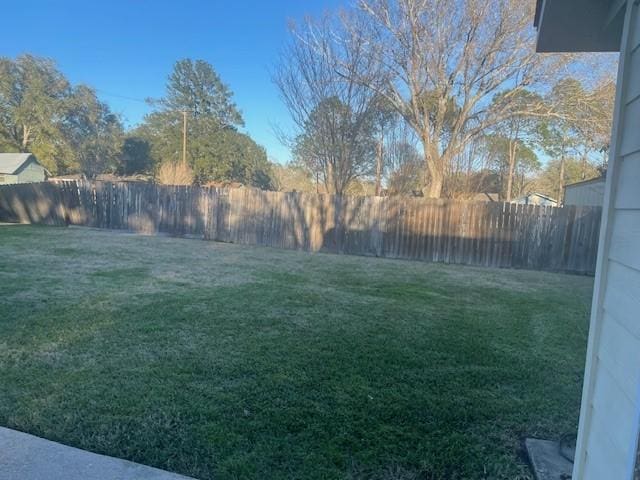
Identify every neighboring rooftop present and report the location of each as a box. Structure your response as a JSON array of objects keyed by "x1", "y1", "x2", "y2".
[
  {"x1": 519, "y1": 192, "x2": 558, "y2": 202},
  {"x1": 0, "y1": 153, "x2": 36, "y2": 175},
  {"x1": 564, "y1": 176, "x2": 606, "y2": 189}
]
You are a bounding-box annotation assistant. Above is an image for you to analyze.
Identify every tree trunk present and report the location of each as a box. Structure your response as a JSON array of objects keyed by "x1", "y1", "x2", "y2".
[
  {"x1": 424, "y1": 168, "x2": 444, "y2": 198},
  {"x1": 21, "y1": 125, "x2": 31, "y2": 152},
  {"x1": 326, "y1": 162, "x2": 336, "y2": 195},
  {"x1": 506, "y1": 140, "x2": 518, "y2": 202},
  {"x1": 374, "y1": 135, "x2": 383, "y2": 196},
  {"x1": 557, "y1": 154, "x2": 565, "y2": 205},
  {"x1": 422, "y1": 140, "x2": 444, "y2": 198}
]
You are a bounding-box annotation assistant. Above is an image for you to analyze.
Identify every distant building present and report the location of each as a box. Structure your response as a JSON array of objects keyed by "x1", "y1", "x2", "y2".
[
  {"x1": 563, "y1": 176, "x2": 606, "y2": 207},
  {"x1": 515, "y1": 192, "x2": 558, "y2": 207},
  {"x1": 0, "y1": 153, "x2": 48, "y2": 185}
]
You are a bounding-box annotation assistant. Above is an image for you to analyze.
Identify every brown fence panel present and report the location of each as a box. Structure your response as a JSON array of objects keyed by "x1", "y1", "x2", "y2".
[
  {"x1": 0, "y1": 180, "x2": 603, "y2": 274},
  {"x1": 0, "y1": 182, "x2": 68, "y2": 225}
]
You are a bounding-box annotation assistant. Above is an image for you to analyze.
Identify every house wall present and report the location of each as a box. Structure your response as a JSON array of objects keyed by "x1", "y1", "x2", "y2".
[
  {"x1": 564, "y1": 179, "x2": 606, "y2": 206},
  {"x1": 15, "y1": 160, "x2": 46, "y2": 184},
  {"x1": 574, "y1": 2, "x2": 640, "y2": 479},
  {"x1": 0, "y1": 174, "x2": 18, "y2": 185}
]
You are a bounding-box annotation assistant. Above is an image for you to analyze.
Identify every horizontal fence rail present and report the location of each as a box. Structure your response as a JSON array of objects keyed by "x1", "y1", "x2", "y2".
[{"x1": 0, "y1": 180, "x2": 602, "y2": 274}]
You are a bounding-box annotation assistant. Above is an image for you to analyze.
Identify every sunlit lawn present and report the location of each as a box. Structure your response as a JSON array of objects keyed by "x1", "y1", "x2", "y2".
[{"x1": 0, "y1": 225, "x2": 593, "y2": 479}]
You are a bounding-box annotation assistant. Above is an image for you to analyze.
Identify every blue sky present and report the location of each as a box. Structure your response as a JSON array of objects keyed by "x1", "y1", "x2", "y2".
[{"x1": 2, "y1": 0, "x2": 345, "y2": 163}]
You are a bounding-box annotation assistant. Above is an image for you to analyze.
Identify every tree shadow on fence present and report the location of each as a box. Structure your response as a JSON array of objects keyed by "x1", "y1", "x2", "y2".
[
  {"x1": 0, "y1": 181, "x2": 602, "y2": 275},
  {"x1": 0, "y1": 183, "x2": 68, "y2": 225}
]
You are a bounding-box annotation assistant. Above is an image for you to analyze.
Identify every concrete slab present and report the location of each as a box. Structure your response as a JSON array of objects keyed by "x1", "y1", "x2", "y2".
[
  {"x1": 525, "y1": 438, "x2": 574, "y2": 480},
  {"x1": 0, "y1": 427, "x2": 195, "y2": 480}
]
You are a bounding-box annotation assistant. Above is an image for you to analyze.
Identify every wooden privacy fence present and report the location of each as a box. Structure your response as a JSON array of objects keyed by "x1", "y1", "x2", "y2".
[{"x1": 0, "y1": 180, "x2": 602, "y2": 274}]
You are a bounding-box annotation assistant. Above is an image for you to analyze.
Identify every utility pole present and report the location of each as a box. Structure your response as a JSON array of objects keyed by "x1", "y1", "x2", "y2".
[{"x1": 182, "y1": 111, "x2": 187, "y2": 165}]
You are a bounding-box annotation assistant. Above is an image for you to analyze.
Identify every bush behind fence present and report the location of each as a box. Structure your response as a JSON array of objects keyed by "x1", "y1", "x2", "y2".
[{"x1": 0, "y1": 180, "x2": 602, "y2": 274}]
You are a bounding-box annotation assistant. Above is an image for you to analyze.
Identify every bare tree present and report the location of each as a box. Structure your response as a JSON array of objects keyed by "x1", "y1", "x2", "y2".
[
  {"x1": 572, "y1": 78, "x2": 616, "y2": 174},
  {"x1": 487, "y1": 89, "x2": 543, "y2": 201},
  {"x1": 384, "y1": 120, "x2": 422, "y2": 195},
  {"x1": 369, "y1": 96, "x2": 399, "y2": 196},
  {"x1": 447, "y1": 139, "x2": 496, "y2": 199},
  {"x1": 334, "y1": 0, "x2": 567, "y2": 198},
  {"x1": 274, "y1": 15, "x2": 379, "y2": 195},
  {"x1": 537, "y1": 76, "x2": 615, "y2": 202}
]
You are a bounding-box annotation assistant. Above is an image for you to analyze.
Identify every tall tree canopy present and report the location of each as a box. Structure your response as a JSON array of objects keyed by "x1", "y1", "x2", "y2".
[
  {"x1": 0, "y1": 55, "x2": 123, "y2": 175},
  {"x1": 483, "y1": 133, "x2": 540, "y2": 199},
  {"x1": 533, "y1": 157, "x2": 602, "y2": 199},
  {"x1": 487, "y1": 89, "x2": 543, "y2": 200},
  {"x1": 64, "y1": 85, "x2": 123, "y2": 176},
  {"x1": 336, "y1": 0, "x2": 563, "y2": 197},
  {"x1": 536, "y1": 77, "x2": 614, "y2": 201},
  {"x1": 276, "y1": 1, "x2": 615, "y2": 199},
  {"x1": 159, "y1": 59, "x2": 244, "y2": 127},
  {"x1": 139, "y1": 59, "x2": 273, "y2": 188},
  {"x1": 119, "y1": 136, "x2": 154, "y2": 176},
  {"x1": 274, "y1": 15, "x2": 379, "y2": 195},
  {"x1": 292, "y1": 97, "x2": 377, "y2": 195}
]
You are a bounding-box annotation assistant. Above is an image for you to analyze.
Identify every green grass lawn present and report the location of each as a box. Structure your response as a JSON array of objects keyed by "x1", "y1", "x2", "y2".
[{"x1": 0, "y1": 225, "x2": 594, "y2": 479}]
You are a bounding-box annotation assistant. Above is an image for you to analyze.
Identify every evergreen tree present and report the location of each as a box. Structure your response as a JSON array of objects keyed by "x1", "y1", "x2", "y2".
[
  {"x1": 160, "y1": 59, "x2": 243, "y2": 127},
  {"x1": 140, "y1": 59, "x2": 273, "y2": 188}
]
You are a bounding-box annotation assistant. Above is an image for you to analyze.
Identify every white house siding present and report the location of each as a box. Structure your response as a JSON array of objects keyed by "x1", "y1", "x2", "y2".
[
  {"x1": 575, "y1": 2, "x2": 640, "y2": 479},
  {"x1": 0, "y1": 174, "x2": 17, "y2": 185},
  {"x1": 16, "y1": 160, "x2": 46, "y2": 183}
]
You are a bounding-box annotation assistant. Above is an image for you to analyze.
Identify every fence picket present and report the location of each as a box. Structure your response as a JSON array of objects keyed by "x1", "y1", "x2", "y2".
[{"x1": 0, "y1": 180, "x2": 602, "y2": 274}]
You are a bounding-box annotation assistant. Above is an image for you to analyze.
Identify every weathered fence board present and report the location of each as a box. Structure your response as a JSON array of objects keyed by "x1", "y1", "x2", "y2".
[
  {"x1": 0, "y1": 182, "x2": 68, "y2": 225},
  {"x1": 0, "y1": 180, "x2": 602, "y2": 274}
]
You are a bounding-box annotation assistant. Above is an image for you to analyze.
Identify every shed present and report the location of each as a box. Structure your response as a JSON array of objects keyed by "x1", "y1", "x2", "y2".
[
  {"x1": 563, "y1": 176, "x2": 606, "y2": 207},
  {"x1": 515, "y1": 192, "x2": 558, "y2": 206},
  {"x1": 536, "y1": 0, "x2": 640, "y2": 478},
  {"x1": 0, "y1": 153, "x2": 48, "y2": 185}
]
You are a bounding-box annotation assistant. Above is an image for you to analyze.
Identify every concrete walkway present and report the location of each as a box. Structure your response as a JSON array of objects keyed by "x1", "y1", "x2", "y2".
[{"x1": 0, "y1": 427, "x2": 195, "y2": 480}]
